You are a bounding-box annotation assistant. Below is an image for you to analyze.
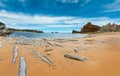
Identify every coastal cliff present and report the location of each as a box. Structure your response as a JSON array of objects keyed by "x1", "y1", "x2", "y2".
[
  {"x1": 72, "y1": 22, "x2": 120, "y2": 34},
  {"x1": 72, "y1": 22, "x2": 101, "y2": 33},
  {"x1": 0, "y1": 22, "x2": 44, "y2": 36}
]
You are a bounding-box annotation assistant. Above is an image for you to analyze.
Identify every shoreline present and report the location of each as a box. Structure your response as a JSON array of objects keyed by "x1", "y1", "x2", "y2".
[{"x1": 0, "y1": 32, "x2": 120, "y2": 76}]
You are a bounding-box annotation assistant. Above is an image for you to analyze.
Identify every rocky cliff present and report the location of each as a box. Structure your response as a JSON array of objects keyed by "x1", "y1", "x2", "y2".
[
  {"x1": 80, "y1": 22, "x2": 100, "y2": 33},
  {"x1": 0, "y1": 22, "x2": 44, "y2": 36},
  {"x1": 100, "y1": 23, "x2": 120, "y2": 32},
  {"x1": 0, "y1": 22, "x2": 12, "y2": 36}
]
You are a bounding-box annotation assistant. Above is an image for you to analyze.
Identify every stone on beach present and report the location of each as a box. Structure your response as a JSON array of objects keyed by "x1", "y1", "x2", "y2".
[{"x1": 45, "y1": 48, "x2": 52, "y2": 52}]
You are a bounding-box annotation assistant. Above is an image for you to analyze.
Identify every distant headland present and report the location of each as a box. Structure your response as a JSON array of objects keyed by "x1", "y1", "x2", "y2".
[
  {"x1": 0, "y1": 22, "x2": 44, "y2": 36},
  {"x1": 72, "y1": 22, "x2": 120, "y2": 34}
]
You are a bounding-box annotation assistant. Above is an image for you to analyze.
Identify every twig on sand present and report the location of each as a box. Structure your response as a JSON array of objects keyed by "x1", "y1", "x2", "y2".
[
  {"x1": 64, "y1": 54, "x2": 87, "y2": 61},
  {"x1": 12, "y1": 45, "x2": 18, "y2": 63},
  {"x1": 19, "y1": 57, "x2": 27, "y2": 76}
]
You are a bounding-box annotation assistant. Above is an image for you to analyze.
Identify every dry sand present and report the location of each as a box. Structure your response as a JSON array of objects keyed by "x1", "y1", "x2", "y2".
[{"x1": 0, "y1": 32, "x2": 120, "y2": 76}]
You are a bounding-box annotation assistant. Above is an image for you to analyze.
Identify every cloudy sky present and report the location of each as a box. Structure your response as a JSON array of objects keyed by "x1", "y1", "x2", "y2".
[{"x1": 0, "y1": 0, "x2": 120, "y2": 32}]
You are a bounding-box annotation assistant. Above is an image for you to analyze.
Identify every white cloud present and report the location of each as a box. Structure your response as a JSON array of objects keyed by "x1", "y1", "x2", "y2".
[
  {"x1": 0, "y1": 10, "x2": 120, "y2": 32},
  {"x1": 105, "y1": 0, "x2": 120, "y2": 12}
]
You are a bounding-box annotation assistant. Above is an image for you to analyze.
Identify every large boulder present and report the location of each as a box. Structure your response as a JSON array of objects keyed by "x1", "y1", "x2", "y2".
[
  {"x1": 100, "y1": 23, "x2": 120, "y2": 32},
  {"x1": 80, "y1": 22, "x2": 100, "y2": 33}
]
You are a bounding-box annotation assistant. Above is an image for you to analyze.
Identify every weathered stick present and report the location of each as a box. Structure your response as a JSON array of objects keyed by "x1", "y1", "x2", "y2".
[
  {"x1": 0, "y1": 41, "x2": 3, "y2": 48},
  {"x1": 12, "y1": 45, "x2": 18, "y2": 63},
  {"x1": 44, "y1": 56, "x2": 53, "y2": 63},
  {"x1": 33, "y1": 50, "x2": 53, "y2": 65},
  {"x1": 64, "y1": 54, "x2": 87, "y2": 61},
  {"x1": 19, "y1": 57, "x2": 27, "y2": 76},
  {"x1": 33, "y1": 50, "x2": 43, "y2": 58}
]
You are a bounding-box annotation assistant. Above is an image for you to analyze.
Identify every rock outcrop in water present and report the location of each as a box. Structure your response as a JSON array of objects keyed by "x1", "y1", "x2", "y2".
[
  {"x1": 100, "y1": 23, "x2": 120, "y2": 32},
  {"x1": 72, "y1": 30, "x2": 80, "y2": 33},
  {"x1": 80, "y1": 22, "x2": 101, "y2": 33}
]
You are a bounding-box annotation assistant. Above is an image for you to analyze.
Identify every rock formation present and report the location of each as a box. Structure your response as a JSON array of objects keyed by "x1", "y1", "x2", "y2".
[
  {"x1": 72, "y1": 30, "x2": 80, "y2": 33},
  {"x1": 80, "y1": 22, "x2": 100, "y2": 33},
  {"x1": 0, "y1": 22, "x2": 44, "y2": 36},
  {"x1": 0, "y1": 22, "x2": 12, "y2": 36},
  {"x1": 100, "y1": 23, "x2": 120, "y2": 32}
]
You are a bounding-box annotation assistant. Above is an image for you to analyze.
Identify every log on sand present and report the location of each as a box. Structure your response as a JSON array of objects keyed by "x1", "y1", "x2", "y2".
[
  {"x1": 64, "y1": 54, "x2": 87, "y2": 61},
  {"x1": 19, "y1": 57, "x2": 27, "y2": 76},
  {"x1": 33, "y1": 50, "x2": 53, "y2": 65},
  {"x1": 12, "y1": 45, "x2": 18, "y2": 63}
]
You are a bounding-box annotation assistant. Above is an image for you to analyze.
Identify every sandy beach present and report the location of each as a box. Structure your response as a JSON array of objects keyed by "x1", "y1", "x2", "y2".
[{"x1": 0, "y1": 32, "x2": 120, "y2": 76}]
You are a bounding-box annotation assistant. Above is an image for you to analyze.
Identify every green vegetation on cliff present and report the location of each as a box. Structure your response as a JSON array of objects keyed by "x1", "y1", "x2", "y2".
[{"x1": 7, "y1": 28, "x2": 44, "y2": 33}]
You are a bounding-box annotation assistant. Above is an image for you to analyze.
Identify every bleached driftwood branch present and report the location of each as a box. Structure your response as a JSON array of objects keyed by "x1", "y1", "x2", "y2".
[
  {"x1": 33, "y1": 50, "x2": 53, "y2": 65},
  {"x1": 0, "y1": 40, "x2": 3, "y2": 48},
  {"x1": 12, "y1": 45, "x2": 18, "y2": 63},
  {"x1": 64, "y1": 54, "x2": 87, "y2": 61},
  {"x1": 19, "y1": 57, "x2": 27, "y2": 76}
]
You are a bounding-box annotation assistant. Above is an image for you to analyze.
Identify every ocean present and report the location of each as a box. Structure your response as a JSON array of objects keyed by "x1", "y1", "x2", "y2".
[{"x1": 9, "y1": 32, "x2": 87, "y2": 39}]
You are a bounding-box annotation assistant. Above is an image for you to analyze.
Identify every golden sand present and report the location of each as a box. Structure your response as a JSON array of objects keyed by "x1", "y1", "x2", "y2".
[{"x1": 0, "y1": 32, "x2": 120, "y2": 76}]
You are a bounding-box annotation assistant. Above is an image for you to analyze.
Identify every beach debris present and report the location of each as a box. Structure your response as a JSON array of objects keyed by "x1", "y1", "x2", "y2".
[
  {"x1": 0, "y1": 40, "x2": 3, "y2": 48},
  {"x1": 45, "y1": 48, "x2": 52, "y2": 52},
  {"x1": 12, "y1": 45, "x2": 18, "y2": 63},
  {"x1": 44, "y1": 55, "x2": 53, "y2": 63},
  {"x1": 64, "y1": 54, "x2": 87, "y2": 61},
  {"x1": 74, "y1": 48, "x2": 79, "y2": 52},
  {"x1": 46, "y1": 41, "x2": 62, "y2": 47},
  {"x1": 33, "y1": 50, "x2": 53, "y2": 65},
  {"x1": 19, "y1": 57, "x2": 27, "y2": 76}
]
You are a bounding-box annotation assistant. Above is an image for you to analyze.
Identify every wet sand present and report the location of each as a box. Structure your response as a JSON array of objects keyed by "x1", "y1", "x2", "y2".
[{"x1": 0, "y1": 32, "x2": 120, "y2": 76}]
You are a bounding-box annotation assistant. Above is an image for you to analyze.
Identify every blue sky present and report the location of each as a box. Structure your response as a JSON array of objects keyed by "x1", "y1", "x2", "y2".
[{"x1": 0, "y1": 0, "x2": 120, "y2": 32}]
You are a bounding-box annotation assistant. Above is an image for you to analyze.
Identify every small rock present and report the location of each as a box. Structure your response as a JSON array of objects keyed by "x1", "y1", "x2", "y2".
[
  {"x1": 45, "y1": 48, "x2": 52, "y2": 52},
  {"x1": 47, "y1": 52, "x2": 52, "y2": 55}
]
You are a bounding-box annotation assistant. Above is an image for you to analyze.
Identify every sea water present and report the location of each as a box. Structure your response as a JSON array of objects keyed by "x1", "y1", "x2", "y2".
[{"x1": 9, "y1": 32, "x2": 87, "y2": 39}]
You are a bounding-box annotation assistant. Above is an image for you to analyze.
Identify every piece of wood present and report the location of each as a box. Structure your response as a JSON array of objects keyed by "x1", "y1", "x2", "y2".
[
  {"x1": 44, "y1": 56, "x2": 53, "y2": 63},
  {"x1": 64, "y1": 54, "x2": 87, "y2": 61},
  {"x1": 19, "y1": 57, "x2": 27, "y2": 76},
  {"x1": 0, "y1": 41, "x2": 3, "y2": 48},
  {"x1": 12, "y1": 45, "x2": 18, "y2": 63},
  {"x1": 33, "y1": 50, "x2": 53, "y2": 65}
]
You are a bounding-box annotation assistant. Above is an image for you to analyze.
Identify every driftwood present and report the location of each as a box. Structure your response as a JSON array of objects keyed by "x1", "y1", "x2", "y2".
[
  {"x1": 33, "y1": 50, "x2": 53, "y2": 65},
  {"x1": 12, "y1": 45, "x2": 18, "y2": 63},
  {"x1": 0, "y1": 41, "x2": 3, "y2": 48},
  {"x1": 19, "y1": 57, "x2": 27, "y2": 76},
  {"x1": 44, "y1": 56, "x2": 53, "y2": 63},
  {"x1": 64, "y1": 54, "x2": 87, "y2": 61},
  {"x1": 46, "y1": 41, "x2": 62, "y2": 47}
]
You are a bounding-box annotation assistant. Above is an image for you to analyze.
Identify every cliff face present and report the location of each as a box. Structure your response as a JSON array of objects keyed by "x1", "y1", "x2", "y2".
[
  {"x1": 0, "y1": 22, "x2": 44, "y2": 36},
  {"x1": 100, "y1": 23, "x2": 120, "y2": 32},
  {"x1": 80, "y1": 22, "x2": 100, "y2": 33},
  {"x1": 0, "y1": 22, "x2": 12, "y2": 36}
]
